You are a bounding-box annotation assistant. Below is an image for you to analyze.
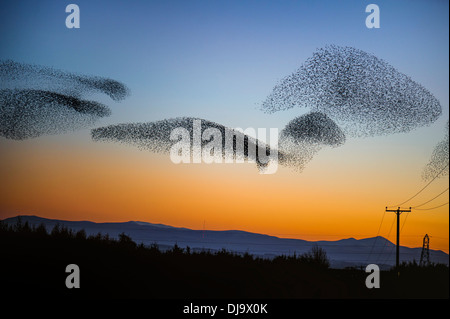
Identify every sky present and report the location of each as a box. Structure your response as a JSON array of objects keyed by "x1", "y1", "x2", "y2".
[{"x1": 0, "y1": 0, "x2": 448, "y2": 253}]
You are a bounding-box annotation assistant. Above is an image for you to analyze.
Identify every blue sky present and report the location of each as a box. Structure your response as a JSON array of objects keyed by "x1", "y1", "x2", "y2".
[{"x1": 1, "y1": 0, "x2": 447, "y2": 130}]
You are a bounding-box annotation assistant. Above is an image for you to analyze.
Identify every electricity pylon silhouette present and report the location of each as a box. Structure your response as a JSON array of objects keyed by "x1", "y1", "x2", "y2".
[{"x1": 419, "y1": 234, "x2": 430, "y2": 267}]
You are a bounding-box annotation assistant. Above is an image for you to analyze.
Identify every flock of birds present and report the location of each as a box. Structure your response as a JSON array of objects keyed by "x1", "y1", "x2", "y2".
[
  {"x1": 0, "y1": 45, "x2": 447, "y2": 178},
  {"x1": 91, "y1": 117, "x2": 274, "y2": 171},
  {"x1": 0, "y1": 59, "x2": 128, "y2": 140}
]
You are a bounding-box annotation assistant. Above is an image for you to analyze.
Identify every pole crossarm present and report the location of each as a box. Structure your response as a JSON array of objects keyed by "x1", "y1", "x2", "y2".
[{"x1": 385, "y1": 207, "x2": 411, "y2": 213}]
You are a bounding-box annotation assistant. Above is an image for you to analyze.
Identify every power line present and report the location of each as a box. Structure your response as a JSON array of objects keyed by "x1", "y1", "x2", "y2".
[
  {"x1": 411, "y1": 187, "x2": 449, "y2": 208},
  {"x1": 382, "y1": 171, "x2": 448, "y2": 265},
  {"x1": 385, "y1": 207, "x2": 411, "y2": 269},
  {"x1": 387, "y1": 163, "x2": 449, "y2": 208},
  {"x1": 375, "y1": 214, "x2": 396, "y2": 264},
  {"x1": 414, "y1": 201, "x2": 449, "y2": 211},
  {"x1": 366, "y1": 210, "x2": 386, "y2": 263},
  {"x1": 368, "y1": 202, "x2": 416, "y2": 264},
  {"x1": 380, "y1": 162, "x2": 448, "y2": 266},
  {"x1": 401, "y1": 211, "x2": 410, "y2": 232},
  {"x1": 380, "y1": 209, "x2": 411, "y2": 266}
]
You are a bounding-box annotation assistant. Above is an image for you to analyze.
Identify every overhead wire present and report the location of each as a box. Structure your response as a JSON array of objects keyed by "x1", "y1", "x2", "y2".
[
  {"x1": 375, "y1": 214, "x2": 396, "y2": 264},
  {"x1": 366, "y1": 210, "x2": 386, "y2": 263},
  {"x1": 411, "y1": 187, "x2": 449, "y2": 208},
  {"x1": 414, "y1": 202, "x2": 449, "y2": 211},
  {"x1": 387, "y1": 163, "x2": 449, "y2": 208}
]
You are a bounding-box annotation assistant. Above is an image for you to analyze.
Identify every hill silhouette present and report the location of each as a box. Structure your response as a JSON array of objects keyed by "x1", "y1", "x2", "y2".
[
  {"x1": 2, "y1": 215, "x2": 448, "y2": 269},
  {"x1": 0, "y1": 216, "x2": 448, "y2": 299}
]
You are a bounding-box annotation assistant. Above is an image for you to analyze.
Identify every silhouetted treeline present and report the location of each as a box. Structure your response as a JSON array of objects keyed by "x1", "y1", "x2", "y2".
[{"x1": 0, "y1": 218, "x2": 448, "y2": 299}]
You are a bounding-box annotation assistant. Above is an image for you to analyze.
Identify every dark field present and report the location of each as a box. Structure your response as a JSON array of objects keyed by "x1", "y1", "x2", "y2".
[{"x1": 1, "y1": 219, "x2": 448, "y2": 300}]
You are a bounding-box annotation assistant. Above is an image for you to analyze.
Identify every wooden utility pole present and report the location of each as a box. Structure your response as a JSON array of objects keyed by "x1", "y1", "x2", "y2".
[{"x1": 385, "y1": 207, "x2": 411, "y2": 270}]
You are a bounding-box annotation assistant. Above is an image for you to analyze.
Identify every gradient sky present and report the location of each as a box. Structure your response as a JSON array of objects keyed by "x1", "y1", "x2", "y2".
[{"x1": 0, "y1": 0, "x2": 448, "y2": 253}]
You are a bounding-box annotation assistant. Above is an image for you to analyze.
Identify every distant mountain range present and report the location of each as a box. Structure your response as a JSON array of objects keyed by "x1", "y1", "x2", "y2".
[{"x1": 2, "y1": 215, "x2": 448, "y2": 269}]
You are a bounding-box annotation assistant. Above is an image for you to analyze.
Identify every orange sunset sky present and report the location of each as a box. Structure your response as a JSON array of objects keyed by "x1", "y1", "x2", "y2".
[{"x1": 1, "y1": 124, "x2": 448, "y2": 254}]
